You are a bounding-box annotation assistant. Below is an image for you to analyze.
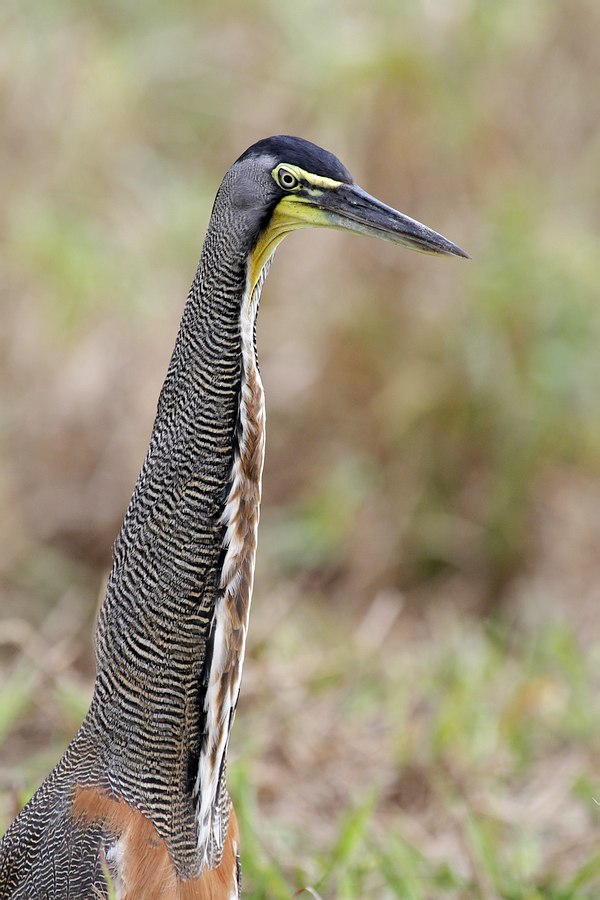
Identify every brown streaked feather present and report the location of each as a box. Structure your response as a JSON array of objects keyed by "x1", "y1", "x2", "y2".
[{"x1": 196, "y1": 272, "x2": 267, "y2": 863}]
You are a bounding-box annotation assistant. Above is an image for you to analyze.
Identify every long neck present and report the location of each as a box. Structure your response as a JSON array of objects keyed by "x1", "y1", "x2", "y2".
[{"x1": 89, "y1": 210, "x2": 267, "y2": 877}]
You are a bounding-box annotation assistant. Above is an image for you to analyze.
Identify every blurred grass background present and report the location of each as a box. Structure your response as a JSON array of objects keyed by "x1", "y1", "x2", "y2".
[{"x1": 1, "y1": 0, "x2": 600, "y2": 896}]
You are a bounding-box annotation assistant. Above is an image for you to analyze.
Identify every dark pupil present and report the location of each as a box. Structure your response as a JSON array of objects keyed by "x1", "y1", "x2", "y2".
[{"x1": 281, "y1": 172, "x2": 296, "y2": 188}]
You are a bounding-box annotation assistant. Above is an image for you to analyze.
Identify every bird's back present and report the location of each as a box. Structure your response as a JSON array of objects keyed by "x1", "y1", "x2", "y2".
[
  {"x1": 0, "y1": 724, "x2": 240, "y2": 898},
  {"x1": 0, "y1": 730, "x2": 108, "y2": 898}
]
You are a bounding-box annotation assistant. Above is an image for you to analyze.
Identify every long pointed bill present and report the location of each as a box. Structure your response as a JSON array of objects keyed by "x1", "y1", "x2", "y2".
[
  {"x1": 249, "y1": 179, "x2": 468, "y2": 295},
  {"x1": 312, "y1": 183, "x2": 469, "y2": 258}
]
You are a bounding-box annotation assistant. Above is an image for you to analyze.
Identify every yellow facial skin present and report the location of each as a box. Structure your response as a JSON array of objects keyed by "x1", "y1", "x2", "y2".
[
  {"x1": 248, "y1": 165, "x2": 344, "y2": 296},
  {"x1": 272, "y1": 163, "x2": 343, "y2": 193}
]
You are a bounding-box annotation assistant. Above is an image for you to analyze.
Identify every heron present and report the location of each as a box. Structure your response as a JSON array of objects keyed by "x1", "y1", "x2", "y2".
[{"x1": 0, "y1": 135, "x2": 466, "y2": 898}]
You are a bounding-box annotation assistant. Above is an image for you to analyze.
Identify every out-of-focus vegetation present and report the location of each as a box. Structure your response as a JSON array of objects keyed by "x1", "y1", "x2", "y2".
[{"x1": 1, "y1": 0, "x2": 600, "y2": 896}]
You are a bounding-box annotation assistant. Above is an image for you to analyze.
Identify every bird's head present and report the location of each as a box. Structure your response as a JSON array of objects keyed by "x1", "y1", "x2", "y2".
[{"x1": 220, "y1": 135, "x2": 468, "y2": 294}]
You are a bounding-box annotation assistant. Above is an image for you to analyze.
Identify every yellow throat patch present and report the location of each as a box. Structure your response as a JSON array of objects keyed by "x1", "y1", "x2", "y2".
[{"x1": 247, "y1": 165, "x2": 344, "y2": 298}]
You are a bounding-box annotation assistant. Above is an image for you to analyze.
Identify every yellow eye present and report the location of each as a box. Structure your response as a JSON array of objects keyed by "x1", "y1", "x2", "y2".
[{"x1": 276, "y1": 167, "x2": 300, "y2": 191}]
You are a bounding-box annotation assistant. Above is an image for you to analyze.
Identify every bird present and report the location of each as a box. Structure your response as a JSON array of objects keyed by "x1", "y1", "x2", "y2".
[{"x1": 0, "y1": 135, "x2": 467, "y2": 898}]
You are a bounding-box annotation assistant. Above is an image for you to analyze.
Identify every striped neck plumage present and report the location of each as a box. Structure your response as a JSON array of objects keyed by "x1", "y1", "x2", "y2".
[
  {"x1": 91, "y1": 216, "x2": 274, "y2": 878},
  {"x1": 194, "y1": 255, "x2": 271, "y2": 869}
]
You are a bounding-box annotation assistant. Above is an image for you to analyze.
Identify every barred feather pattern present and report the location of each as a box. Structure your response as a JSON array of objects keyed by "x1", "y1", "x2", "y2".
[
  {"x1": 0, "y1": 731, "x2": 112, "y2": 898},
  {"x1": 0, "y1": 163, "x2": 273, "y2": 897}
]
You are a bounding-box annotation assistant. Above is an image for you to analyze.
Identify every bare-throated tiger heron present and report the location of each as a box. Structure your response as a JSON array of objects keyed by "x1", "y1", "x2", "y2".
[{"x1": 0, "y1": 136, "x2": 467, "y2": 898}]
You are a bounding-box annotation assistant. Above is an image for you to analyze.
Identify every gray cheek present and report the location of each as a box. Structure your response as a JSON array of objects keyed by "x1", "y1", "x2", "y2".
[
  {"x1": 227, "y1": 155, "x2": 280, "y2": 215},
  {"x1": 232, "y1": 175, "x2": 265, "y2": 212}
]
